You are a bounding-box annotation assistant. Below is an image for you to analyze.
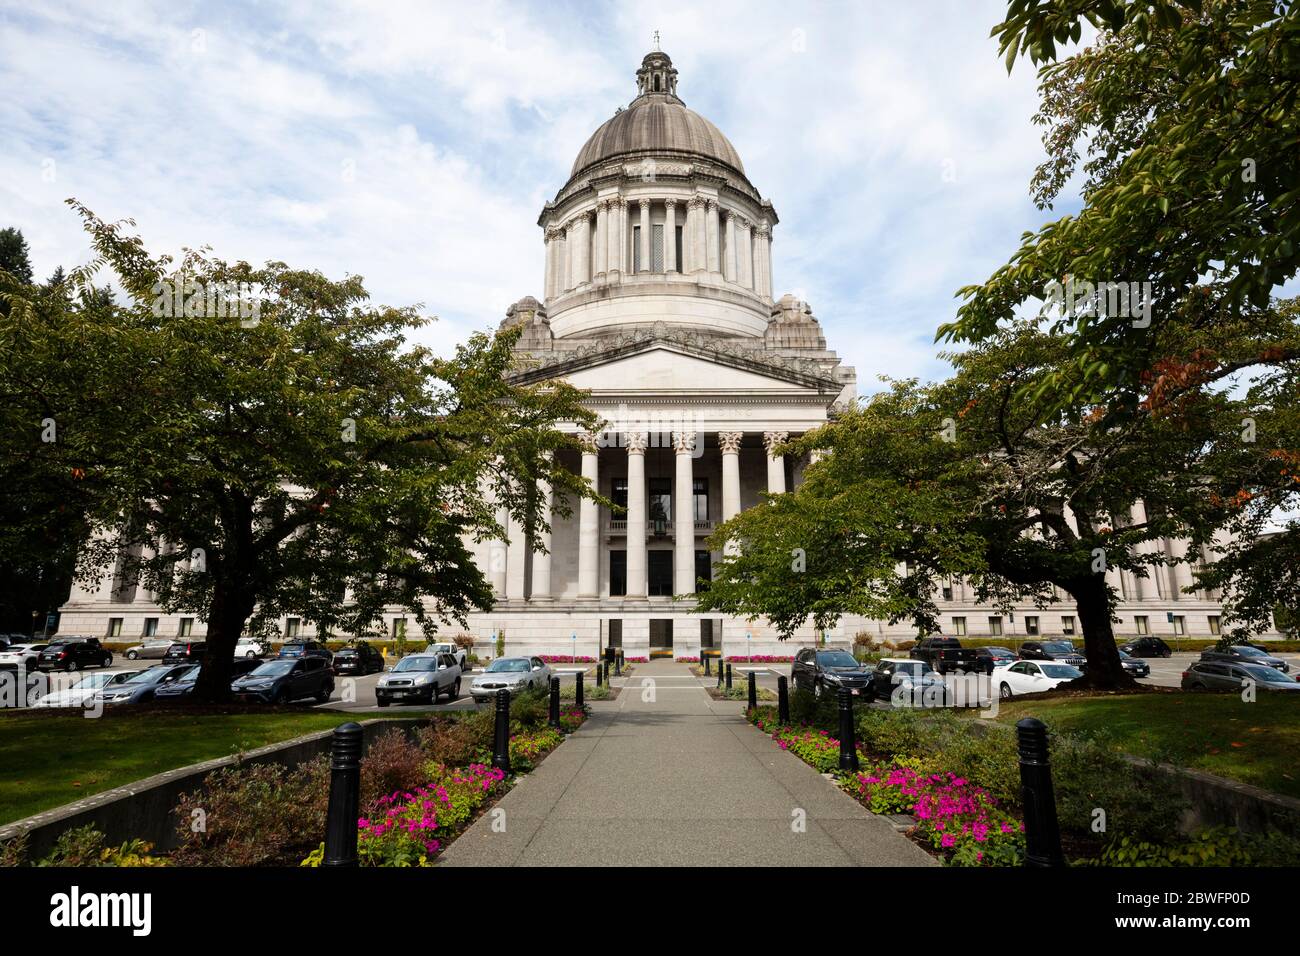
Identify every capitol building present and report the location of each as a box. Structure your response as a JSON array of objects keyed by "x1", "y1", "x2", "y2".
[{"x1": 58, "y1": 49, "x2": 1258, "y2": 656}]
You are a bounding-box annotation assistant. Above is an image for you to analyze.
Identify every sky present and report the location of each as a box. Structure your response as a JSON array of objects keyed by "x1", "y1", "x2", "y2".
[{"x1": 0, "y1": 0, "x2": 1064, "y2": 391}]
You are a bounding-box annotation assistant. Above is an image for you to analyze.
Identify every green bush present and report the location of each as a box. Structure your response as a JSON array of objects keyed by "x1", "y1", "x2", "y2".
[
  {"x1": 1079, "y1": 828, "x2": 1257, "y2": 867},
  {"x1": 36, "y1": 824, "x2": 166, "y2": 867}
]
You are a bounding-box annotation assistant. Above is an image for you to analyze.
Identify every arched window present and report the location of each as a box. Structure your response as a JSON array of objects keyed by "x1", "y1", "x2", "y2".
[{"x1": 654, "y1": 74, "x2": 661, "y2": 92}]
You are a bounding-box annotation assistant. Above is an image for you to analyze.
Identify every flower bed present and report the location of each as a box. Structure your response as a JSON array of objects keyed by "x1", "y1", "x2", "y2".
[
  {"x1": 539, "y1": 655, "x2": 596, "y2": 663},
  {"x1": 724, "y1": 655, "x2": 793, "y2": 663}
]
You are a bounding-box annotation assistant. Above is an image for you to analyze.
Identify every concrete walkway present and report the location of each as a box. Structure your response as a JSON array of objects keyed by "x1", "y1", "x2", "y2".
[{"x1": 439, "y1": 660, "x2": 935, "y2": 867}]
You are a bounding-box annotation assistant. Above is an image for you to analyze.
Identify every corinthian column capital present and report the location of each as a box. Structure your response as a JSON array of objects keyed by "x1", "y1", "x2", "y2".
[
  {"x1": 624, "y1": 431, "x2": 648, "y2": 454},
  {"x1": 763, "y1": 431, "x2": 789, "y2": 455},
  {"x1": 671, "y1": 430, "x2": 697, "y2": 455},
  {"x1": 719, "y1": 431, "x2": 744, "y2": 454}
]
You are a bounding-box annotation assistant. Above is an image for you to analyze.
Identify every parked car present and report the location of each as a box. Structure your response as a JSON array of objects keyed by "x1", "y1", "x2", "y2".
[
  {"x1": 125, "y1": 639, "x2": 173, "y2": 661},
  {"x1": 0, "y1": 643, "x2": 50, "y2": 671},
  {"x1": 426, "y1": 641, "x2": 469, "y2": 672},
  {"x1": 234, "y1": 638, "x2": 267, "y2": 659},
  {"x1": 866, "y1": 658, "x2": 949, "y2": 704},
  {"x1": 910, "y1": 636, "x2": 988, "y2": 674},
  {"x1": 154, "y1": 658, "x2": 262, "y2": 700},
  {"x1": 1018, "y1": 640, "x2": 1087, "y2": 668},
  {"x1": 975, "y1": 646, "x2": 1018, "y2": 668},
  {"x1": 1200, "y1": 644, "x2": 1290, "y2": 673},
  {"x1": 163, "y1": 641, "x2": 207, "y2": 664},
  {"x1": 1118, "y1": 650, "x2": 1151, "y2": 678},
  {"x1": 1119, "y1": 636, "x2": 1173, "y2": 658},
  {"x1": 231, "y1": 656, "x2": 334, "y2": 704},
  {"x1": 333, "y1": 641, "x2": 385, "y2": 676},
  {"x1": 469, "y1": 656, "x2": 553, "y2": 705},
  {"x1": 790, "y1": 648, "x2": 875, "y2": 697},
  {"x1": 376, "y1": 652, "x2": 462, "y2": 706},
  {"x1": 37, "y1": 637, "x2": 113, "y2": 672},
  {"x1": 33, "y1": 670, "x2": 142, "y2": 708},
  {"x1": 993, "y1": 660, "x2": 1084, "y2": 698},
  {"x1": 277, "y1": 640, "x2": 333, "y2": 662},
  {"x1": 1182, "y1": 661, "x2": 1300, "y2": 693},
  {"x1": 93, "y1": 664, "x2": 197, "y2": 705}
]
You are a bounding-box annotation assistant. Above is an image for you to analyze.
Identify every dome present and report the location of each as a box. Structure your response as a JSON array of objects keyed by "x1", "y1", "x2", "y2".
[{"x1": 569, "y1": 50, "x2": 745, "y2": 179}]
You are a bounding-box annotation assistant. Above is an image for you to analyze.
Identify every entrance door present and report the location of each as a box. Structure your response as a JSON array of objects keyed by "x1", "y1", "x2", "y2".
[{"x1": 649, "y1": 619, "x2": 674, "y2": 659}]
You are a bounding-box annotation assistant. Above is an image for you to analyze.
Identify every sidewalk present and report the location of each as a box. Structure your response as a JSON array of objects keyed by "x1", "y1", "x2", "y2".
[{"x1": 438, "y1": 660, "x2": 936, "y2": 866}]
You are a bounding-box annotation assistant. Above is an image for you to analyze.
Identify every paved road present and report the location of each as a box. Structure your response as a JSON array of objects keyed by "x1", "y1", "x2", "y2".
[{"x1": 439, "y1": 660, "x2": 936, "y2": 867}]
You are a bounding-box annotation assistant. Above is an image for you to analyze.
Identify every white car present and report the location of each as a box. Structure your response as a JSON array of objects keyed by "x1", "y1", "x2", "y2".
[
  {"x1": 0, "y1": 644, "x2": 49, "y2": 671},
  {"x1": 994, "y1": 660, "x2": 1083, "y2": 698},
  {"x1": 234, "y1": 638, "x2": 267, "y2": 659},
  {"x1": 425, "y1": 641, "x2": 469, "y2": 671},
  {"x1": 469, "y1": 656, "x2": 553, "y2": 705},
  {"x1": 33, "y1": 670, "x2": 142, "y2": 707},
  {"x1": 376, "y1": 651, "x2": 462, "y2": 706}
]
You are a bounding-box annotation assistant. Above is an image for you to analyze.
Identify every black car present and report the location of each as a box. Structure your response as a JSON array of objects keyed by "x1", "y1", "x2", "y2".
[
  {"x1": 1182, "y1": 661, "x2": 1300, "y2": 693},
  {"x1": 1119, "y1": 636, "x2": 1173, "y2": 658},
  {"x1": 163, "y1": 640, "x2": 207, "y2": 663},
  {"x1": 975, "y1": 646, "x2": 1018, "y2": 667},
  {"x1": 333, "y1": 642, "x2": 384, "y2": 676},
  {"x1": 1019, "y1": 640, "x2": 1086, "y2": 668},
  {"x1": 790, "y1": 648, "x2": 875, "y2": 698},
  {"x1": 1117, "y1": 650, "x2": 1150, "y2": 678},
  {"x1": 866, "y1": 659, "x2": 949, "y2": 703},
  {"x1": 36, "y1": 638, "x2": 113, "y2": 672},
  {"x1": 153, "y1": 658, "x2": 262, "y2": 699},
  {"x1": 232, "y1": 656, "x2": 334, "y2": 704},
  {"x1": 277, "y1": 640, "x2": 333, "y2": 662},
  {"x1": 1200, "y1": 644, "x2": 1290, "y2": 673}
]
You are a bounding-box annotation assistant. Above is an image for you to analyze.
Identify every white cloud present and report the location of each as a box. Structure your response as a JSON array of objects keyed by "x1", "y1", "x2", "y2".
[{"x1": 0, "y1": 0, "x2": 1066, "y2": 376}]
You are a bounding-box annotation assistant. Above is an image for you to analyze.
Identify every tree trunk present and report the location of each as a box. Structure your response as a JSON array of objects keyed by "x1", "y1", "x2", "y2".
[
  {"x1": 1067, "y1": 576, "x2": 1134, "y2": 690},
  {"x1": 193, "y1": 584, "x2": 254, "y2": 702}
]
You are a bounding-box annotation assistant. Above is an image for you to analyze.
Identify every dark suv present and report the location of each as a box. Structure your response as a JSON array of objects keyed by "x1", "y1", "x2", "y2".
[
  {"x1": 277, "y1": 640, "x2": 333, "y2": 662},
  {"x1": 231, "y1": 656, "x2": 334, "y2": 704},
  {"x1": 790, "y1": 648, "x2": 875, "y2": 698},
  {"x1": 1200, "y1": 644, "x2": 1290, "y2": 672},
  {"x1": 333, "y1": 642, "x2": 383, "y2": 675},
  {"x1": 37, "y1": 638, "x2": 113, "y2": 672},
  {"x1": 1182, "y1": 661, "x2": 1299, "y2": 692},
  {"x1": 1118, "y1": 636, "x2": 1172, "y2": 658},
  {"x1": 1019, "y1": 640, "x2": 1086, "y2": 668},
  {"x1": 163, "y1": 640, "x2": 207, "y2": 663}
]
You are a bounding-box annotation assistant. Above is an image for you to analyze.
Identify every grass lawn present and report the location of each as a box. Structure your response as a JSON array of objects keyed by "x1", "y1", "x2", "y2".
[
  {"x1": 986, "y1": 691, "x2": 1300, "y2": 800},
  {"x1": 0, "y1": 707, "x2": 400, "y2": 826}
]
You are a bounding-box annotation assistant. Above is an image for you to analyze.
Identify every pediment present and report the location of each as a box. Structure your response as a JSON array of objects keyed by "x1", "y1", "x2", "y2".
[{"x1": 510, "y1": 335, "x2": 839, "y2": 396}]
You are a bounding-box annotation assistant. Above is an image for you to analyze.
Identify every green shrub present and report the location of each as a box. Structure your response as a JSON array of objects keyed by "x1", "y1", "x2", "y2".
[
  {"x1": 172, "y1": 755, "x2": 331, "y2": 866},
  {"x1": 1078, "y1": 828, "x2": 1256, "y2": 867},
  {"x1": 36, "y1": 825, "x2": 166, "y2": 867}
]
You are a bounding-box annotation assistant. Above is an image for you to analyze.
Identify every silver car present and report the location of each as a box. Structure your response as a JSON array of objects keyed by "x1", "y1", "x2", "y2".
[
  {"x1": 125, "y1": 639, "x2": 173, "y2": 661},
  {"x1": 375, "y1": 652, "x2": 462, "y2": 706},
  {"x1": 470, "y1": 656, "x2": 552, "y2": 705}
]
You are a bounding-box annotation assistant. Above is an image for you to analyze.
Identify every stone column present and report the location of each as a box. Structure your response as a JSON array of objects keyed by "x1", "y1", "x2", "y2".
[
  {"x1": 625, "y1": 431, "x2": 648, "y2": 599},
  {"x1": 755, "y1": 221, "x2": 772, "y2": 298},
  {"x1": 530, "y1": 462, "x2": 553, "y2": 601},
  {"x1": 705, "y1": 199, "x2": 721, "y2": 275},
  {"x1": 505, "y1": 508, "x2": 527, "y2": 601},
  {"x1": 764, "y1": 431, "x2": 788, "y2": 495},
  {"x1": 594, "y1": 202, "x2": 608, "y2": 277},
  {"x1": 723, "y1": 209, "x2": 737, "y2": 282},
  {"x1": 664, "y1": 199, "x2": 677, "y2": 272},
  {"x1": 673, "y1": 430, "x2": 697, "y2": 594},
  {"x1": 719, "y1": 430, "x2": 743, "y2": 556},
  {"x1": 543, "y1": 229, "x2": 555, "y2": 300},
  {"x1": 489, "y1": 503, "x2": 508, "y2": 597},
  {"x1": 556, "y1": 229, "x2": 570, "y2": 293},
  {"x1": 614, "y1": 199, "x2": 628, "y2": 276},
  {"x1": 574, "y1": 216, "x2": 590, "y2": 288},
  {"x1": 577, "y1": 433, "x2": 600, "y2": 599},
  {"x1": 738, "y1": 216, "x2": 754, "y2": 288},
  {"x1": 638, "y1": 199, "x2": 651, "y2": 272},
  {"x1": 687, "y1": 197, "x2": 705, "y2": 273}
]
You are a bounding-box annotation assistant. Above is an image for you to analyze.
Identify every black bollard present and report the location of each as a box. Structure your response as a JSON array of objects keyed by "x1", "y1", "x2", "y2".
[
  {"x1": 747, "y1": 670, "x2": 757, "y2": 710},
  {"x1": 595, "y1": 662, "x2": 603, "y2": 687},
  {"x1": 725, "y1": 662, "x2": 733, "y2": 691},
  {"x1": 576, "y1": 671, "x2": 584, "y2": 709},
  {"x1": 322, "y1": 722, "x2": 363, "y2": 867},
  {"x1": 837, "y1": 688, "x2": 859, "y2": 772},
  {"x1": 716, "y1": 658, "x2": 723, "y2": 688},
  {"x1": 777, "y1": 675, "x2": 790, "y2": 724},
  {"x1": 549, "y1": 675, "x2": 561, "y2": 729},
  {"x1": 1017, "y1": 718, "x2": 1065, "y2": 867},
  {"x1": 703, "y1": 654, "x2": 710, "y2": 676},
  {"x1": 614, "y1": 654, "x2": 621, "y2": 677},
  {"x1": 491, "y1": 689, "x2": 511, "y2": 774}
]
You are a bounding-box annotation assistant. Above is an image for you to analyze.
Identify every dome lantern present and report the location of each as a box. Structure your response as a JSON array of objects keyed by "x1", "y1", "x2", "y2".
[{"x1": 636, "y1": 48, "x2": 678, "y2": 98}]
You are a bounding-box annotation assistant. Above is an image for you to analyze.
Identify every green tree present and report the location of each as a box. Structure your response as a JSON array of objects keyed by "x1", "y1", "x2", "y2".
[
  {"x1": 0, "y1": 227, "x2": 33, "y2": 285},
  {"x1": 60, "y1": 202, "x2": 598, "y2": 701},
  {"x1": 700, "y1": 326, "x2": 1243, "y2": 688}
]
